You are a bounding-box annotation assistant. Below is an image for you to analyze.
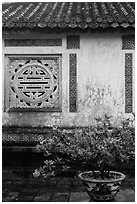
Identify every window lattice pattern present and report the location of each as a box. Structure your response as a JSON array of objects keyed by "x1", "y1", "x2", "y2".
[
  {"x1": 67, "y1": 35, "x2": 80, "y2": 49},
  {"x1": 69, "y1": 54, "x2": 77, "y2": 112},
  {"x1": 4, "y1": 39, "x2": 62, "y2": 47},
  {"x1": 6, "y1": 55, "x2": 61, "y2": 111},
  {"x1": 122, "y1": 35, "x2": 135, "y2": 50},
  {"x1": 125, "y1": 53, "x2": 133, "y2": 113}
]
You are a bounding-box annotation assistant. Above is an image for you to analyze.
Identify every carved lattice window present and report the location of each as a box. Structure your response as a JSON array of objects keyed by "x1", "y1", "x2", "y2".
[
  {"x1": 4, "y1": 39, "x2": 62, "y2": 47},
  {"x1": 125, "y1": 53, "x2": 133, "y2": 113},
  {"x1": 67, "y1": 35, "x2": 80, "y2": 49},
  {"x1": 69, "y1": 54, "x2": 77, "y2": 112},
  {"x1": 5, "y1": 55, "x2": 62, "y2": 112},
  {"x1": 122, "y1": 35, "x2": 135, "y2": 50},
  {"x1": 122, "y1": 35, "x2": 135, "y2": 113}
]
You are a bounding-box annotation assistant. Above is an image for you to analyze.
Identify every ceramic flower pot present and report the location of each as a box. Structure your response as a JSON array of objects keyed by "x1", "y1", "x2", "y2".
[{"x1": 78, "y1": 171, "x2": 125, "y2": 201}]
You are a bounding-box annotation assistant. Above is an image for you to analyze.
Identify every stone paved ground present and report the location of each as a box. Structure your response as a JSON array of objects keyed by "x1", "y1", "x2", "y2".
[{"x1": 2, "y1": 168, "x2": 135, "y2": 202}]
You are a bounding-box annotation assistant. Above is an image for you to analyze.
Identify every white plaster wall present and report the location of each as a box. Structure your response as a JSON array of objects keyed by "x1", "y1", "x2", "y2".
[
  {"x1": 2, "y1": 32, "x2": 134, "y2": 127},
  {"x1": 76, "y1": 33, "x2": 124, "y2": 124}
]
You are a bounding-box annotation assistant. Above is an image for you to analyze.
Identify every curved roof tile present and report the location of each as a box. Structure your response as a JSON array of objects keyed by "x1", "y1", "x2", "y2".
[{"x1": 2, "y1": 2, "x2": 135, "y2": 29}]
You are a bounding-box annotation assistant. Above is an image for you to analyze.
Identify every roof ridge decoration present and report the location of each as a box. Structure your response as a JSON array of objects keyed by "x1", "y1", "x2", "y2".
[{"x1": 2, "y1": 2, "x2": 135, "y2": 30}]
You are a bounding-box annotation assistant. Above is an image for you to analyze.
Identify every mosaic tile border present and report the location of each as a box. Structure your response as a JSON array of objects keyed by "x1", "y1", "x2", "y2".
[
  {"x1": 2, "y1": 127, "x2": 52, "y2": 143},
  {"x1": 2, "y1": 133, "x2": 45, "y2": 143},
  {"x1": 125, "y1": 53, "x2": 133, "y2": 113},
  {"x1": 2, "y1": 127, "x2": 80, "y2": 143},
  {"x1": 69, "y1": 54, "x2": 77, "y2": 112},
  {"x1": 67, "y1": 35, "x2": 80, "y2": 49},
  {"x1": 122, "y1": 35, "x2": 135, "y2": 50},
  {"x1": 4, "y1": 39, "x2": 62, "y2": 47}
]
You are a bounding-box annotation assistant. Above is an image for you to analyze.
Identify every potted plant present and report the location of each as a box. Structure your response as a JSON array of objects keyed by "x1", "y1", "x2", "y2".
[
  {"x1": 33, "y1": 114, "x2": 135, "y2": 201},
  {"x1": 78, "y1": 114, "x2": 135, "y2": 201}
]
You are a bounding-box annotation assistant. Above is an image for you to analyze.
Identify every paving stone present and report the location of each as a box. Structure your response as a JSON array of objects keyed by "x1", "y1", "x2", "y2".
[
  {"x1": 129, "y1": 178, "x2": 135, "y2": 190},
  {"x1": 21, "y1": 188, "x2": 38, "y2": 195},
  {"x1": 114, "y1": 189, "x2": 135, "y2": 202},
  {"x1": 71, "y1": 180, "x2": 86, "y2": 192},
  {"x1": 2, "y1": 169, "x2": 135, "y2": 202},
  {"x1": 51, "y1": 192, "x2": 69, "y2": 202},
  {"x1": 70, "y1": 188, "x2": 135, "y2": 202},
  {"x1": 33, "y1": 183, "x2": 46, "y2": 188},
  {"x1": 33, "y1": 180, "x2": 57, "y2": 188},
  {"x1": 70, "y1": 192, "x2": 89, "y2": 202},
  {"x1": 6, "y1": 185, "x2": 23, "y2": 192},
  {"x1": 2, "y1": 188, "x2": 9, "y2": 194},
  {"x1": 72, "y1": 179, "x2": 83, "y2": 185},
  {"x1": 2, "y1": 195, "x2": 8, "y2": 202},
  {"x1": 2, "y1": 181, "x2": 12, "y2": 185},
  {"x1": 56, "y1": 184, "x2": 71, "y2": 192},
  {"x1": 59, "y1": 177, "x2": 73, "y2": 184},
  {"x1": 16, "y1": 195, "x2": 34, "y2": 202},
  {"x1": 13, "y1": 179, "x2": 24, "y2": 184},
  {"x1": 3, "y1": 175, "x2": 19, "y2": 181},
  {"x1": 121, "y1": 176, "x2": 135, "y2": 192},
  {"x1": 2, "y1": 184, "x2": 13, "y2": 190},
  {"x1": 2, "y1": 192, "x2": 19, "y2": 202},
  {"x1": 44, "y1": 179, "x2": 57, "y2": 184},
  {"x1": 71, "y1": 185, "x2": 86, "y2": 192},
  {"x1": 38, "y1": 186, "x2": 57, "y2": 194},
  {"x1": 34, "y1": 193, "x2": 52, "y2": 202},
  {"x1": 22, "y1": 183, "x2": 34, "y2": 189}
]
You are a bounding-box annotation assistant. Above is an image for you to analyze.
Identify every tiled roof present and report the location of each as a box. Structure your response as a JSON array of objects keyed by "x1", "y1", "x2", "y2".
[{"x1": 2, "y1": 2, "x2": 135, "y2": 29}]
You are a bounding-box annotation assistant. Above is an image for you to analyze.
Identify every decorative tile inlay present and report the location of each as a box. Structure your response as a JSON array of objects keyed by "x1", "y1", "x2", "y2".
[
  {"x1": 67, "y1": 35, "x2": 80, "y2": 49},
  {"x1": 125, "y1": 52, "x2": 133, "y2": 61},
  {"x1": 69, "y1": 54, "x2": 77, "y2": 112},
  {"x1": 2, "y1": 126, "x2": 52, "y2": 144},
  {"x1": 6, "y1": 55, "x2": 61, "y2": 111},
  {"x1": 125, "y1": 75, "x2": 132, "y2": 83},
  {"x1": 125, "y1": 53, "x2": 133, "y2": 113},
  {"x1": 2, "y1": 133, "x2": 45, "y2": 142},
  {"x1": 4, "y1": 39, "x2": 62, "y2": 47},
  {"x1": 122, "y1": 35, "x2": 135, "y2": 50}
]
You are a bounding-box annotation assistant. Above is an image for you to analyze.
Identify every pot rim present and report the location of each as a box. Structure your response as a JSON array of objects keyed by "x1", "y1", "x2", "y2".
[{"x1": 78, "y1": 170, "x2": 125, "y2": 183}]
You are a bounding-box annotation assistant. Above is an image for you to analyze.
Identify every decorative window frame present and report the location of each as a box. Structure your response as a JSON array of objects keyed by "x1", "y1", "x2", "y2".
[
  {"x1": 122, "y1": 35, "x2": 135, "y2": 113},
  {"x1": 122, "y1": 35, "x2": 135, "y2": 50},
  {"x1": 69, "y1": 53, "x2": 77, "y2": 112},
  {"x1": 4, "y1": 38, "x2": 62, "y2": 47},
  {"x1": 67, "y1": 35, "x2": 80, "y2": 49},
  {"x1": 4, "y1": 54, "x2": 62, "y2": 112}
]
